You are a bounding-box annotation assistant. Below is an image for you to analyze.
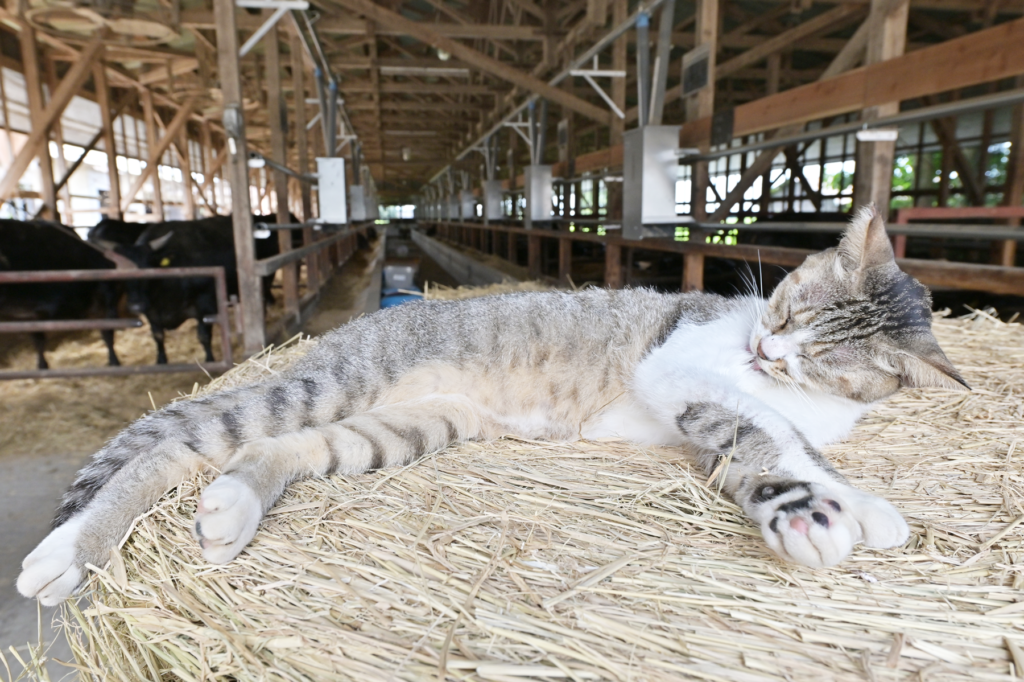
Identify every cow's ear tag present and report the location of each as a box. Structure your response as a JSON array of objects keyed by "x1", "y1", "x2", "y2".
[{"x1": 160, "y1": 257, "x2": 171, "y2": 267}]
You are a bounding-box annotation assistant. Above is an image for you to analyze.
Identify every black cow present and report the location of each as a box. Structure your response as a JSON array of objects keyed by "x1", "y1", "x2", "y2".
[
  {"x1": 0, "y1": 220, "x2": 121, "y2": 369},
  {"x1": 104, "y1": 216, "x2": 280, "y2": 364},
  {"x1": 87, "y1": 219, "x2": 149, "y2": 250}
]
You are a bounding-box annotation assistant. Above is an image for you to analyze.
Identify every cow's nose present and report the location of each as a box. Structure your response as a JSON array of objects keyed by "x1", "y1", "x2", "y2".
[{"x1": 756, "y1": 339, "x2": 768, "y2": 361}]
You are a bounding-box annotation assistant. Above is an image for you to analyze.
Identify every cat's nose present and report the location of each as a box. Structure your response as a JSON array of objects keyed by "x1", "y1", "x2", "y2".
[{"x1": 757, "y1": 339, "x2": 768, "y2": 361}]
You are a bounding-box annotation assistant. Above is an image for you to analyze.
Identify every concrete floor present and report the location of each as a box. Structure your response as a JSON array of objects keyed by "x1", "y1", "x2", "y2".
[{"x1": 0, "y1": 450, "x2": 86, "y2": 681}]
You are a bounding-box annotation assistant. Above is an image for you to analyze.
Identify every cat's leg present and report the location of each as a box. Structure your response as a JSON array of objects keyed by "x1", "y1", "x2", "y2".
[
  {"x1": 674, "y1": 400, "x2": 909, "y2": 568},
  {"x1": 194, "y1": 395, "x2": 482, "y2": 564}
]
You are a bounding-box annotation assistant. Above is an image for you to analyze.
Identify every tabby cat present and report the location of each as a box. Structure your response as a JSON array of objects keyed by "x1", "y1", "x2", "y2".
[{"x1": 19, "y1": 206, "x2": 967, "y2": 605}]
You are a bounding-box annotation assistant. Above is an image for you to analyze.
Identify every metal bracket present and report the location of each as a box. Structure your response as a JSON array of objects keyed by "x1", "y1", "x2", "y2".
[
  {"x1": 570, "y1": 56, "x2": 626, "y2": 119},
  {"x1": 503, "y1": 119, "x2": 533, "y2": 150},
  {"x1": 237, "y1": 1, "x2": 309, "y2": 58}
]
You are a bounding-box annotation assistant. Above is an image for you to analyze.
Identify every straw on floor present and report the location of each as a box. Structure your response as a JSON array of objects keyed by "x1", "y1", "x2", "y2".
[{"x1": 57, "y1": 307, "x2": 1024, "y2": 682}]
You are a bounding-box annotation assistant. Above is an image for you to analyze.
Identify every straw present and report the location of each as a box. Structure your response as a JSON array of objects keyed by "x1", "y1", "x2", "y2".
[{"x1": 36, "y1": 305, "x2": 1024, "y2": 681}]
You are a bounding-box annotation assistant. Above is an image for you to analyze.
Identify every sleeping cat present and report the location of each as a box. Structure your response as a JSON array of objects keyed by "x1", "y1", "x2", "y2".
[{"x1": 18, "y1": 206, "x2": 967, "y2": 605}]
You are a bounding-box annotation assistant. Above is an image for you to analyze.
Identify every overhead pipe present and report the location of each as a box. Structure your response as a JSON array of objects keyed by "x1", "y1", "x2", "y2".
[
  {"x1": 635, "y1": 12, "x2": 651, "y2": 128},
  {"x1": 326, "y1": 78, "x2": 338, "y2": 155}
]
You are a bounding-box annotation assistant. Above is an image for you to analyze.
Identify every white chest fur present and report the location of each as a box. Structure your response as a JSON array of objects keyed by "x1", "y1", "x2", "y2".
[{"x1": 584, "y1": 302, "x2": 868, "y2": 448}]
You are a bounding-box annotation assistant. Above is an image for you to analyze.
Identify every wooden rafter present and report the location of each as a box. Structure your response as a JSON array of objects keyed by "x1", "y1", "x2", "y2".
[
  {"x1": 121, "y1": 95, "x2": 198, "y2": 211},
  {"x1": 0, "y1": 36, "x2": 105, "y2": 203},
  {"x1": 328, "y1": 0, "x2": 614, "y2": 125}
]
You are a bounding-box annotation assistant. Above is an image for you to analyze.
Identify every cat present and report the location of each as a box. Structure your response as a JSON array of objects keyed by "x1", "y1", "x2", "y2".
[{"x1": 18, "y1": 206, "x2": 968, "y2": 605}]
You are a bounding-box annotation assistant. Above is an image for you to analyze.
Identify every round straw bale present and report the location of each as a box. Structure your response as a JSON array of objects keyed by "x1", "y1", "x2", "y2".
[{"x1": 60, "y1": 310, "x2": 1024, "y2": 681}]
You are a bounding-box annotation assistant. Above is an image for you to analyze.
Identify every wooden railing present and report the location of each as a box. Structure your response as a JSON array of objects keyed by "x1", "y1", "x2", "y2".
[{"x1": 422, "y1": 220, "x2": 1024, "y2": 297}]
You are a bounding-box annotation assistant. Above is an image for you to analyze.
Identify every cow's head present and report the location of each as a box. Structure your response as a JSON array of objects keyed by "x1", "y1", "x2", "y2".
[{"x1": 121, "y1": 231, "x2": 176, "y2": 315}]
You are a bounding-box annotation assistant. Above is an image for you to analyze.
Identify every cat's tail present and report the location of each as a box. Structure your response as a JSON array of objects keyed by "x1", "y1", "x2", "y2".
[{"x1": 17, "y1": 382, "x2": 278, "y2": 605}]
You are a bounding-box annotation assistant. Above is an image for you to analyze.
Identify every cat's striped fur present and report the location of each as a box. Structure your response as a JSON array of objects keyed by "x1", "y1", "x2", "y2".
[{"x1": 19, "y1": 206, "x2": 967, "y2": 604}]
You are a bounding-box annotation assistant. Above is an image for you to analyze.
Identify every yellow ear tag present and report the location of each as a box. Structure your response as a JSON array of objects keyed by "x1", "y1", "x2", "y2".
[{"x1": 160, "y1": 257, "x2": 171, "y2": 267}]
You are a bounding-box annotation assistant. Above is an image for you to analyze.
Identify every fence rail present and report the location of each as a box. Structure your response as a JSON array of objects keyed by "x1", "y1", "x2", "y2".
[
  {"x1": 422, "y1": 220, "x2": 1024, "y2": 297},
  {"x1": 0, "y1": 266, "x2": 233, "y2": 380}
]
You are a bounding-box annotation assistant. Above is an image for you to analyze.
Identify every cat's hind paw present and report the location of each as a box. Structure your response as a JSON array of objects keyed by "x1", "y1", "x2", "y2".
[
  {"x1": 17, "y1": 516, "x2": 87, "y2": 605},
  {"x1": 194, "y1": 475, "x2": 263, "y2": 565},
  {"x1": 749, "y1": 480, "x2": 908, "y2": 568}
]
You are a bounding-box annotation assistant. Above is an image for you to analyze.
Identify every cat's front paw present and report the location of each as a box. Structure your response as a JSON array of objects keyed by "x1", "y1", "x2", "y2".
[
  {"x1": 194, "y1": 475, "x2": 263, "y2": 564},
  {"x1": 748, "y1": 479, "x2": 908, "y2": 568},
  {"x1": 17, "y1": 516, "x2": 88, "y2": 605}
]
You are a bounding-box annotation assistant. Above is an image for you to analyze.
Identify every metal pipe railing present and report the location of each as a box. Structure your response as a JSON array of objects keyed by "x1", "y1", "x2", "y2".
[{"x1": 0, "y1": 266, "x2": 233, "y2": 379}]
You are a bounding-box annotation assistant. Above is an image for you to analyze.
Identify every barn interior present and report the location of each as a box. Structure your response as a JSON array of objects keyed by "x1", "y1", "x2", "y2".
[{"x1": 1, "y1": 0, "x2": 1024, "y2": 679}]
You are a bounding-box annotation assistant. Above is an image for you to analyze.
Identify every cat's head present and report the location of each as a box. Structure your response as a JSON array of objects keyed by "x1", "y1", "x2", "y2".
[{"x1": 750, "y1": 205, "x2": 968, "y2": 403}]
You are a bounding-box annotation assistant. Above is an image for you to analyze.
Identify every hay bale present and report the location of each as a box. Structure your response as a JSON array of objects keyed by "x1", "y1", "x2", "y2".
[{"x1": 60, "y1": 310, "x2": 1024, "y2": 681}]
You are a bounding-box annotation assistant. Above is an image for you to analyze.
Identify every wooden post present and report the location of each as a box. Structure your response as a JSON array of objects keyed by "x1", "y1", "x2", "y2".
[
  {"x1": 609, "y1": 0, "x2": 627, "y2": 147},
  {"x1": 141, "y1": 89, "x2": 164, "y2": 219},
  {"x1": 527, "y1": 234, "x2": 541, "y2": 278},
  {"x1": 853, "y1": 0, "x2": 909, "y2": 212},
  {"x1": 201, "y1": 120, "x2": 218, "y2": 213},
  {"x1": 265, "y1": 19, "x2": 299, "y2": 321},
  {"x1": 687, "y1": 0, "x2": 718, "y2": 222},
  {"x1": 94, "y1": 62, "x2": 121, "y2": 218},
  {"x1": 291, "y1": 30, "x2": 319, "y2": 293},
  {"x1": 215, "y1": 0, "x2": 264, "y2": 354},
  {"x1": 1003, "y1": 75, "x2": 1024, "y2": 267},
  {"x1": 18, "y1": 25, "x2": 57, "y2": 220},
  {"x1": 683, "y1": 252, "x2": 704, "y2": 291},
  {"x1": 44, "y1": 56, "x2": 73, "y2": 219},
  {"x1": 178, "y1": 128, "x2": 196, "y2": 219},
  {"x1": 558, "y1": 236, "x2": 572, "y2": 284},
  {"x1": 605, "y1": 242, "x2": 623, "y2": 289}
]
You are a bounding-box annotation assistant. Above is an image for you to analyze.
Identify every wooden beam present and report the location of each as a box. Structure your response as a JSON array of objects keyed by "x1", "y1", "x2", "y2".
[
  {"x1": 341, "y1": 82, "x2": 504, "y2": 95},
  {"x1": 291, "y1": 28, "x2": 318, "y2": 293},
  {"x1": 17, "y1": 24, "x2": 57, "y2": 219},
  {"x1": 140, "y1": 89, "x2": 164, "y2": 220},
  {"x1": 604, "y1": 242, "x2": 623, "y2": 288},
  {"x1": 558, "y1": 236, "x2": 572, "y2": 283},
  {"x1": 927, "y1": 109, "x2": 984, "y2": 205},
  {"x1": 121, "y1": 95, "x2": 197, "y2": 211},
  {"x1": 182, "y1": 9, "x2": 546, "y2": 40},
  {"x1": 687, "y1": 0, "x2": 718, "y2": 228},
  {"x1": 706, "y1": 18, "x2": 870, "y2": 222},
  {"x1": 0, "y1": 36, "x2": 104, "y2": 206},
  {"x1": 330, "y1": 0, "x2": 613, "y2": 125},
  {"x1": 367, "y1": 20, "x2": 384, "y2": 179},
  {"x1": 93, "y1": 61, "x2": 122, "y2": 219},
  {"x1": 138, "y1": 58, "x2": 199, "y2": 85},
  {"x1": 177, "y1": 124, "x2": 196, "y2": 219},
  {"x1": 715, "y1": 5, "x2": 863, "y2": 80},
  {"x1": 505, "y1": 0, "x2": 547, "y2": 22},
  {"x1": 610, "y1": 0, "x2": 626, "y2": 146},
  {"x1": 1002, "y1": 76, "x2": 1024, "y2": 266},
  {"x1": 199, "y1": 143, "x2": 228, "y2": 200},
  {"x1": 201, "y1": 120, "x2": 218, "y2": 213},
  {"x1": 215, "y1": 0, "x2": 263, "y2": 354},
  {"x1": 680, "y1": 16, "x2": 1024, "y2": 149},
  {"x1": 44, "y1": 55, "x2": 73, "y2": 217}
]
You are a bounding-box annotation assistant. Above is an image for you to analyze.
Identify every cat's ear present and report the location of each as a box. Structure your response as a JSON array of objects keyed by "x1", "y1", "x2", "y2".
[
  {"x1": 838, "y1": 204, "x2": 895, "y2": 271},
  {"x1": 893, "y1": 338, "x2": 970, "y2": 391}
]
